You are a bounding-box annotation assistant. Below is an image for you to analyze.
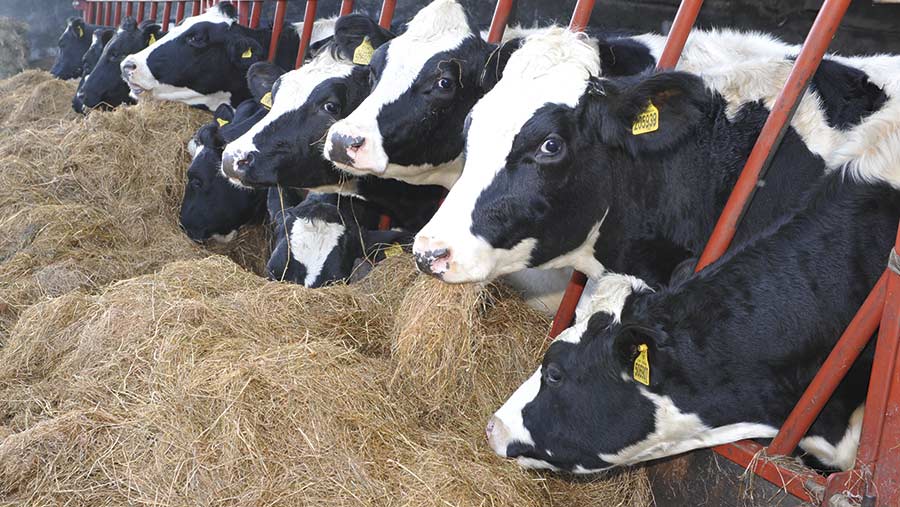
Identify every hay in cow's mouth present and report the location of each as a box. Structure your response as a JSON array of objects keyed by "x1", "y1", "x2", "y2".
[{"x1": 0, "y1": 70, "x2": 652, "y2": 506}]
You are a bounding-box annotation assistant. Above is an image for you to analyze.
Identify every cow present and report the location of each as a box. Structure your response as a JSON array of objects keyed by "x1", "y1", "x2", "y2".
[
  {"x1": 267, "y1": 192, "x2": 411, "y2": 287},
  {"x1": 76, "y1": 18, "x2": 163, "y2": 113},
  {"x1": 413, "y1": 29, "x2": 897, "y2": 290},
  {"x1": 72, "y1": 28, "x2": 116, "y2": 114},
  {"x1": 51, "y1": 17, "x2": 97, "y2": 80},
  {"x1": 181, "y1": 100, "x2": 270, "y2": 243},
  {"x1": 487, "y1": 168, "x2": 900, "y2": 473},
  {"x1": 120, "y1": 2, "x2": 333, "y2": 110}
]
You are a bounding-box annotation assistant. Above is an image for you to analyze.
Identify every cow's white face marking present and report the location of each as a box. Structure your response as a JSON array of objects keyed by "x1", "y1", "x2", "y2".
[
  {"x1": 488, "y1": 368, "x2": 540, "y2": 456},
  {"x1": 289, "y1": 217, "x2": 344, "y2": 287},
  {"x1": 210, "y1": 230, "x2": 238, "y2": 243},
  {"x1": 222, "y1": 50, "x2": 352, "y2": 182},
  {"x1": 574, "y1": 273, "x2": 651, "y2": 324},
  {"x1": 324, "y1": 0, "x2": 473, "y2": 183},
  {"x1": 414, "y1": 29, "x2": 600, "y2": 282}
]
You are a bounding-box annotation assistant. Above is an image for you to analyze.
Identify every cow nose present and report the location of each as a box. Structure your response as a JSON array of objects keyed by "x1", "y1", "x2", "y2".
[
  {"x1": 221, "y1": 151, "x2": 244, "y2": 180},
  {"x1": 328, "y1": 133, "x2": 366, "y2": 166},
  {"x1": 121, "y1": 60, "x2": 136, "y2": 73},
  {"x1": 414, "y1": 247, "x2": 451, "y2": 277},
  {"x1": 237, "y1": 152, "x2": 255, "y2": 169},
  {"x1": 486, "y1": 416, "x2": 511, "y2": 457}
]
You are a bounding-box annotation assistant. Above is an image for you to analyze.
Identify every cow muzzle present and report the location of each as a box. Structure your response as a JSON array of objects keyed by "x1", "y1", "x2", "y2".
[
  {"x1": 221, "y1": 150, "x2": 256, "y2": 187},
  {"x1": 325, "y1": 122, "x2": 387, "y2": 175},
  {"x1": 486, "y1": 416, "x2": 512, "y2": 457},
  {"x1": 413, "y1": 235, "x2": 453, "y2": 279}
]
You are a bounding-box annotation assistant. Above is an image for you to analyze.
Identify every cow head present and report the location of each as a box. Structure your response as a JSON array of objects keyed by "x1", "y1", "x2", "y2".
[
  {"x1": 51, "y1": 17, "x2": 93, "y2": 80},
  {"x1": 324, "y1": 0, "x2": 496, "y2": 188},
  {"x1": 121, "y1": 2, "x2": 266, "y2": 110},
  {"x1": 180, "y1": 101, "x2": 267, "y2": 242},
  {"x1": 267, "y1": 194, "x2": 410, "y2": 287},
  {"x1": 73, "y1": 28, "x2": 115, "y2": 113},
  {"x1": 222, "y1": 14, "x2": 392, "y2": 190},
  {"x1": 77, "y1": 18, "x2": 162, "y2": 112},
  {"x1": 413, "y1": 29, "x2": 708, "y2": 282}
]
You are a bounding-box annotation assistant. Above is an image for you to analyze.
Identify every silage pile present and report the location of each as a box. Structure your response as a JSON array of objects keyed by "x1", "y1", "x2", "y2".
[
  {"x1": 0, "y1": 71, "x2": 652, "y2": 506},
  {"x1": 0, "y1": 17, "x2": 28, "y2": 80}
]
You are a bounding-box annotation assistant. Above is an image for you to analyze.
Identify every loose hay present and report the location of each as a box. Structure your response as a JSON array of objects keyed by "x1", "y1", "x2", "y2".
[
  {"x1": 0, "y1": 255, "x2": 652, "y2": 506},
  {"x1": 0, "y1": 18, "x2": 28, "y2": 80},
  {"x1": 0, "y1": 70, "x2": 76, "y2": 129}
]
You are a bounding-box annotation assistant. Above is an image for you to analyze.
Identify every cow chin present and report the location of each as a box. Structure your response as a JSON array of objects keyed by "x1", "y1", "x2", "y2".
[{"x1": 413, "y1": 233, "x2": 536, "y2": 284}]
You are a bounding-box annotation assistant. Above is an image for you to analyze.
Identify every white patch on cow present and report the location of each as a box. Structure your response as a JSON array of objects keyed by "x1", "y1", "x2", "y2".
[
  {"x1": 414, "y1": 29, "x2": 600, "y2": 282},
  {"x1": 489, "y1": 368, "x2": 541, "y2": 456},
  {"x1": 501, "y1": 267, "x2": 571, "y2": 316},
  {"x1": 223, "y1": 49, "x2": 352, "y2": 172},
  {"x1": 516, "y1": 457, "x2": 560, "y2": 471},
  {"x1": 289, "y1": 217, "x2": 344, "y2": 287},
  {"x1": 554, "y1": 316, "x2": 590, "y2": 345},
  {"x1": 188, "y1": 141, "x2": 203, "y2": 160},
  {"x1": 325, "y1": 0, "x2": 474, "y2": 182},
  {"x1": 574, "y1": 273, "x2": 651, "y2": 324},
  {"x1": 291, "y1": 16, "x2": 338, "y2": 47},
  {"x1": 799, "y1": 404, "x2": 864, "y2": 471},
  {"x1": 305, "y1": 179, "x2": 360, "y2": 196},
  {"x1": 598, "y1": 390, "x2": 779, "y2": 466},
  {"x1": 210, "y1": 230, "x2": 238, "y2": 243}
]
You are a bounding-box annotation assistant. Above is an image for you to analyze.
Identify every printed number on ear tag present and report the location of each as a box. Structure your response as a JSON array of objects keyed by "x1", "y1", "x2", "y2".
[
  {"x1": 384, "y1": 243, "x2": 403, "y2": 258},
  {"x1": 216, "y1": 118, "x2": 230, "y2": 127},
  {"x1": 260, "y1": 92, "x2": 273, "y2": 110},
  {"x1": 148, "y1": 33, "x2": 157, "y2": 45},
  {"x1": 632, "y1": 102, "x2": 659, "y2": 135},
  {"x1": 353, "y1": 37, "x2": 375, "y2": 66},
  {"x1": 241, "y1": 47, "x2": 253, "y2": 59},
  {"x1": 633, "y1": 344, "x2": 650, "y2": 386}
]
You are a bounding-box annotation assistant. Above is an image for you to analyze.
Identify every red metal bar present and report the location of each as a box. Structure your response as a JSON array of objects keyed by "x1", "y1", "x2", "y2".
[
  {"x1": 714, "y1": 440, "x2": 824, "y2": 503},
  {"x1": 162, "y1": 2, "x2": 173, "y2": 31},
  {"x1": 175, "y1": 1, "x2": 186, "y2": 23},
  {"x1": 378, "y1": 0, "x2": 396, "y2": 29},
  {"x1": 767, "y1": 272, "x2": 889, "y2": 456},
  {"x1": 548, "y1": 271, "x2": 587, "y2": 338},
  {"x1": 104, "y1": 1, "x2": 112, "y2": 25},
  {"x1": 114, "y1": 2, "x2": 122, "y2": 25},
  {"x1": 249, "y1": 1, "x2": 262, "y2": 28},
  {"x1": 487, "y1": 0, "x2": 514, "y2": 44},
  {"x1": 340, "y1": 0, "x2": 354, "y2": 16},
  {"x1": 268, "y1": 0, "x2": 287, "y2": 62},
  {"x1": 295, "y1": 0, "x2": 318, "y2": 69},
  {"x1": 86, "y1": 3, "x2": 95, "y2": 24},
  {"x1": 150, "y1": 2, "x2": 159, "y2": 22},
  {"x1": 135, "y1": 2, "x2": 145, "y2": 23},
  {"x1": 378, "y1": 215, "x2": 392, "y2": 231},
  {"x1": 695, "y1": 0, "x2": 852, "y2": 272},
  {"x1": 655, "y1": 0, "x2": 704, "y2": 69},
  {"x1": 568, "y1": 0, "x2": 595, "y2": 32},
  {"x1": 238, "y1": 1, "x2": 250, "y2": 25},
  {"x1": 125, "y1": 2, "x2": 134, "y2": 18},
  {"x1": 192, "y1": 1, "x2": 201, "y2": 16}
]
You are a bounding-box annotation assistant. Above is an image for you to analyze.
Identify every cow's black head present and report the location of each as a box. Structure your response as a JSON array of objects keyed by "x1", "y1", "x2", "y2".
[
  {"x1": 120, "y1": 2, "x2": 269, "y2": 110},
  {"x1": 267, "y1": 193, "x2": 410, "y2": 287},
  {"x1": 324, "y1": 0, "x2": 499, "y2": 188},
  {"x1": 180, "y1": 101, "x2": 267, "y2": 242},
  {"x1": 51, "y1": 17, "x2": 94, "y2": 80},
  {"x1": 222, "y1": 14, "x2": 393, "y2": 190},
  {"x1": 73, "y1": 28, "x2": 115, "y2": 114},
  {"x1": 77, "y1": 18, "x2": 162, "y2": 111},
  {"x1": 414, "y1": 30, "x2": 708, "y2": 283}
]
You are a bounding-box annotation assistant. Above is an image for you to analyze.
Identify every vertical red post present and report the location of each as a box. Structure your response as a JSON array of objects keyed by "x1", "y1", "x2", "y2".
[
  {"x1": 192, "y1": 1, "x2": 201, "y2": 16},
  {"x1": 125, "y1": 2, "x2": 133, "y2": 18},
  {"x1": 568, "y1": 0, "x2": 595, "y2": 32},
  {"x1": 295, "y1": 0, "x2": 319, "y2": 68},
  {"x1": 238, "y1": 1, "x2": 250, "y2": 25},
  {"x1": 162, "y1": 2, "x2": 173, "y2": 31},
  {"x1": 340, "y1": 0, "x2": 354, "y2": 16},
  {"x1": 104, "y1": 2, "x2": 113, "y2": 25},
  {"x1": 175, "y1": 1, "x2": 186, "y2": 23},
  {"x1": 86, "y1": 2, "x2": 95, "y2": 24},
  {"x1": 136, "y1": 2, "x2": 145, "y2": 22},
  {"x1": 378, "y1": 0, "x2": 396, "y2": 29},
  {"x1": 114, "y1": 2, "x2": 122, "y2": 25},
  {"x1": 150, "y1": 2, "x2": 159, "y2": 22},
  {"x1": 249, "y1": 1, "x2": 262, "y2": 28},
  {"x1": 268, "y1": 0, "x2": 288, "y2": 62},
  {"x1": 694, "y1": 0, "x2": 852, "y2": 271},
  {"x1": 656, "y1": 0, "x2": 704, "y2": 69},
  {"x1": 487, "y1": 0, "x2": 514, "y2": 44}
]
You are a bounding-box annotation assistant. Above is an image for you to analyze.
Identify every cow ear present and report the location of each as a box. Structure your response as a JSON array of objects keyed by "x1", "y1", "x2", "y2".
[
  {"x1": 120, "y1": 16, "x2": 138, "y2": 32},
  {"x1": 479, "y1": 37, "x2": 524, "y2": 93},
  {"x1": 332, "y1": 14, "x2": 395, "y2": 62},
  {"x1": 98, "y1": 28, "x2": 115, "y2": 46},
  {"x1": 246, "y1": 61, "x2": 284, "y2": 106},
  {"x1": 68, "y1": 17, "x2": 87, "y2": 38},
  {"x1": 213, "y1": 103, "x2": 235, "y2": 125},
  {"x1": 601, "y1": 71, "x2": 707, "y2": 155},
  {"x1": 228, "y1": 36, "x2": 265, "y2": 72},
  {"x1": 139, "y1": 20, "x2": 163, "y2": 46},
  {"x1": 194, "y1": 123, "x2": 220, "y2": 150},
  {"x1": 613, "y1": 323, "x2": 671, "y2": 388},
  {"x1": 215, "y1": 1, "x2": 238, "y2": 19}
]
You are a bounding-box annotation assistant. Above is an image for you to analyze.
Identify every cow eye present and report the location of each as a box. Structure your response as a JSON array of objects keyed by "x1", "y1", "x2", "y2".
[
  {"x1": 544, "y1": 364, "x2": 564, "y2": 386},
  {"x1": 190, "y1": 178, "x2": 202, "y2": 189},
  {"x1": 323, "y1": 102, "x2": 340, "y2": 115},
  {"x1": 187, "y1": 33, "x2": 207, "y2": 48},
  {"x1": 539, "y1": 136, "x2": 564, "y2": 156},
  {"x1": 435, "y1": 77, "x2": 453, "y2": 90}
]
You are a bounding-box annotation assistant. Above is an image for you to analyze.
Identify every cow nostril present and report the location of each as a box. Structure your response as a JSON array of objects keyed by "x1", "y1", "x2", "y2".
[
  {"x1": 485, "y1": 418, "x2": 495, "y2": 438},
  {"x1": 237, "y1": 152, "x2": 255, "y2": 168},
  {"x1": 122, "y1": 61, "x2": 136, "y2": 72},
  {"x1": 431, "y1": 248, "x2": 450, "y2": 260}
]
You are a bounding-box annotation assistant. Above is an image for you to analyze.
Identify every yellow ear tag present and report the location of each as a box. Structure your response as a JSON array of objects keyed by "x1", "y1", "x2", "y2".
[
  {"x1": 241, "y1": 47, "x2": 253, "y2": 59},
  {"x1": 384, "y1": 243, "x2": 403, "y2": 258},
  {"x1": 77, "y1": 26, "x2": 84, "y2": 38},
  {"x1": 632, "y1": 102, "x2": 659, "y2": 135},
  {"x1": 216, "y1": 118, "x2": 230, "y2": 127},
  {"x1": 260, "y1": 91, "x2": 273, "y2": 110},
  {"x1": 352, "y1": 37, "x2": 375, "y2": 65},
  {"x1": 148, "y1": 33, "x2": 156, "y2": 45},
  {"x1": 633, "y1": 344, "x2": 650, "y2": 386}
]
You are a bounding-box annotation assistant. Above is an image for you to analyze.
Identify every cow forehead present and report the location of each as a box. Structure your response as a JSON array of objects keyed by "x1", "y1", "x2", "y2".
[
  {"x1": 353, "y1": 0, "x2": 473, "y2": 118},
  {"x1": 156, "y1": 7, "x2": 233, "y2": 45},
  {"x1": 273, "y1": 52, "x2": 352, "y2": 114}
]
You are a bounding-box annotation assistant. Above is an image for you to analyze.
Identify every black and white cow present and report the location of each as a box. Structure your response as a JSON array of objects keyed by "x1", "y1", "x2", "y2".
[
  {"x1": 50, "y1": 17, "x2": 97, "y2": 80},
  {"x1": 488, "y1": 169, "x2": 900, "y2": 473},
  {"x1": 267, "y1": 192, "x2": 411, "y2": 287},
  {"x1": 414, "y1": 29, "x2": 897, "y2": 288},
  {"x1": 76, "y1": 18, "x2": 163, "y2": 112},
  {"x1": 72, "y1": 28, "x2": 116, "y2": 113},
  {"x1": 180, "y1": 100, "x2": 269, "y2": 242},
  {"x1": 120, "y1": 2, "x2": 331, "y2": 110}
]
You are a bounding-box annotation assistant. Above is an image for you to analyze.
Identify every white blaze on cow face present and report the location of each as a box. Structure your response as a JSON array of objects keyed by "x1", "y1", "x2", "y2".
[
  {"x1": 121, "y1": 6, "x2": 235, "y2": 106},
  {"x1": 289, "y1": 216, "x2": 345, "y2": 287},
  {"x1": 324, "y1": 0, "x2": 472, "y2": 185},
  {"x1": 414, "y1": 29, "x2": 601, "y2": 283},
  {"x1": 222, "y1": 51, "x2": 353, "y2": 187}
]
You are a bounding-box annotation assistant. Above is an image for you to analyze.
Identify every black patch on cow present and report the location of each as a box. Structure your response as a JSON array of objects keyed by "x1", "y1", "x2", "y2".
[
  {"x1": 73, "y1": 28, "x2": 115, "y2": 113},
  {"x1": 51, "y1": 17, "x2": 96, "y2": 80},
  {"x1": 596, "y1": 36, "x2": 656, "y2": 77},
  {"x1": 808, "y1": 58, "x2": 888, "y2": 130}
]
